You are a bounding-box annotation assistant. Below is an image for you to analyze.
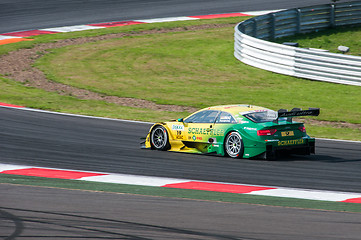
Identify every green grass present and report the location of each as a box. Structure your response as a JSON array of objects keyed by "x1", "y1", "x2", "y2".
[
  {"x1": 276, "y1": 25, "x2": 361, "y2": 55},
  {"x1": 1, "y1": 174, "x2": 361, "y2": 213},
  {"x1": 307, "y1": 124, "x2": 361, "y2": 140},
  {"x1": 0, "y1": 77, "x2": 185, "y2": 121},
  {"x1": 0, "y1": 17, "x2": 360, "y2": 140}
]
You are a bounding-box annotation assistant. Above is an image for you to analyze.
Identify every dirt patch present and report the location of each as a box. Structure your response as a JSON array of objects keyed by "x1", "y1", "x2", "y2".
[{"x1": 0, "y1": 23, "x2": 360, "y2": 129}]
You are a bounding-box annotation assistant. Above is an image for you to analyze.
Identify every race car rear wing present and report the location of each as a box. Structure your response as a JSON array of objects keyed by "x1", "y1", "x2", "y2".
[{"x1": 274, "y1": 108, "x2": 320, "y2": 123}]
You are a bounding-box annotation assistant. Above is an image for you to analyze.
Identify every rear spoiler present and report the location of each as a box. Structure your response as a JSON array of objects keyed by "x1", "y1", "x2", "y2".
[{"x1": 274, "y1": 108, "x2": 320, "y2": 123}]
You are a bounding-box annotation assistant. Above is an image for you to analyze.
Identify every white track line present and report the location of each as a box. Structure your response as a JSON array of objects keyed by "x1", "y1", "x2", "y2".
[{"x1": 1, "y1": 163, "x2": 361, "y2": 203}]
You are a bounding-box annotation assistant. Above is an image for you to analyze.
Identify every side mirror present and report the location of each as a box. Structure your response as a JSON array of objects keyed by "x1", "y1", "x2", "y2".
[{"x1": 177, "y1": 118, "x2": 183, "y2": 122}]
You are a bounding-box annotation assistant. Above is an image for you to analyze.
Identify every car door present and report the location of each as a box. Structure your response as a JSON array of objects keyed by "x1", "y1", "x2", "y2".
[
  {"x1": 213, "y1": 111, "x2": 237, "y2": 142},
  {"x1": 183, "y1": 110, "x2": 220, "y2": 143}
]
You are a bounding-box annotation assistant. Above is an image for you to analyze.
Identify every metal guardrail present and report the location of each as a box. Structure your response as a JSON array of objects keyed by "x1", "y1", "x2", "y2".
[{"x1": 234, "y1": 1, "x2": 361, "y2": 86}]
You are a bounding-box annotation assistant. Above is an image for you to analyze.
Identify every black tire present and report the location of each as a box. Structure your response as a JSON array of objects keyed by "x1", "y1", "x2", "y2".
[
  {"x1": 224, "y1": 131, "x2": 243, "y2": 158},
  {"x1": 150, "y1": 125, "x2": 170, "y2": 151}
]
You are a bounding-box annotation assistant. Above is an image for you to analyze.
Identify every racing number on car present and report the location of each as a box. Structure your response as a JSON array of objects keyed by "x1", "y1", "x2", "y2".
[
  {"x1": 171, "y1": 124, "x2": 185, "y2": 140},
  {"x1": 175, "y1": 130, "x2": 184, "y2": 139}
]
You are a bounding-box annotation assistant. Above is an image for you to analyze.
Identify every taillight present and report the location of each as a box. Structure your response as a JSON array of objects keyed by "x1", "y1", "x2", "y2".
[
  {"x1": 257, "y1": 129, "x2": 277, "y2": 136},
  {"x1": 299, "y1": 126, "x2": 306, "y2": 133}
]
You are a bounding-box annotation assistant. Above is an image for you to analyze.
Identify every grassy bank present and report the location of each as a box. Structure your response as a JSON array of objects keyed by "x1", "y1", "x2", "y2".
[{"x1": 276, "y1": 24, "x2": 361, "y2": 55}]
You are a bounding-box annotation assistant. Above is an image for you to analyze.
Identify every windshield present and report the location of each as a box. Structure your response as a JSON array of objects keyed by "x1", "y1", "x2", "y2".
[{"x1": 243, "y1": 110, "x2": 278, "y2": 123}]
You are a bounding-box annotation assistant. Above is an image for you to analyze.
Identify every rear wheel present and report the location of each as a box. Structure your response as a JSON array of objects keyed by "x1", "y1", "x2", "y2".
[
  {"x1": 224, "y1": 131, "x2": 243, "y2": 158},
  {"x1": 150, "y1": 125, "x2": 170, "y2": 151}
]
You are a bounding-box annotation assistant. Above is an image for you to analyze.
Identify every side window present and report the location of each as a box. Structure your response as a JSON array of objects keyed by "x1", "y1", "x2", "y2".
[
  {"x1": 216, "y1": 112, "x2": 237, "y2": 124},
  {"x1": 184, "y1": 110, "x2": 219, "y2": 123}
]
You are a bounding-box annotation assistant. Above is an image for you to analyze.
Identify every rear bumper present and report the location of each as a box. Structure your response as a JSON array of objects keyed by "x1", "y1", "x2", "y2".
[{"x1": 257, "y1": 138, "x2": 315, "y2": 160}]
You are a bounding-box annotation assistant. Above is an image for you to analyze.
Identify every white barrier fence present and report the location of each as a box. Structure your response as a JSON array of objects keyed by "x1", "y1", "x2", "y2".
[{"x1": 234, "y1": 1, "x2": 361, "y2": 86}]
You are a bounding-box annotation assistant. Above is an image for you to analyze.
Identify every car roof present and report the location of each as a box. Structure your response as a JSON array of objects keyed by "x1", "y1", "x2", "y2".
[{"x1": 202, "y1": 104, "x2": 270, "y2": 115}]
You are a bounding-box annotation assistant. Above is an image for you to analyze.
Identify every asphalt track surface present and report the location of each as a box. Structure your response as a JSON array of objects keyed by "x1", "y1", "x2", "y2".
[
  {"x1": 1, "y1": 0, "x2": 361, "y2": 239},
  {"x1": 1, "y1": 107, "x2": 361, "y2": 193},
  {"x1": 1, "y1": 184, "x2": 361, "y2": 240}
]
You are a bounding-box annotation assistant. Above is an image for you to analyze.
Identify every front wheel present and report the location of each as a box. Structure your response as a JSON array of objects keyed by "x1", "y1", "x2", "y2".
[
  {"x1": 224, "y1": 131, "x2": 243, "y2": 158},
  {"x1": 150, "y1": 125, "x2": 170, "y2": 151}
]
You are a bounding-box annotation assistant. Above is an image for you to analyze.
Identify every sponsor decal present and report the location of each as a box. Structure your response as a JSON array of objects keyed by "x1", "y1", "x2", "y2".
[
  {"x1": 172, "y1": 124, "x2": 184, "y2": 131},
  {"x1": 244, "y1": 127, "x2": 257, "y2": 131},
  {"x1": 176, "y1": 135, "x2": 183, "y2": 140},
  {"x1": 278, "y1": 110, "x2": 317, "y2": 118},
  {"x1": 188, "y1": 128, "x2": 224, "y2": 136},
  {"x1": 219, "y1": 116, "x2": 231, "y2": 122},
  {"x1": 278, "y1": 139, "x2": 304, "y2": 146},
  {"x1": 191, "y1": 135, "x2": 202, "y2": 141},
  {"x1": 281, "y1": 131, "x2": 294, "y2": 137}
]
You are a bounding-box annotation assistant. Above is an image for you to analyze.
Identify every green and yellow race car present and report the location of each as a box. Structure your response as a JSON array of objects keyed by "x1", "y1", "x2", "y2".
[{"x1": 141, "y1": 104, "x2": 320, "y2": 159}]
